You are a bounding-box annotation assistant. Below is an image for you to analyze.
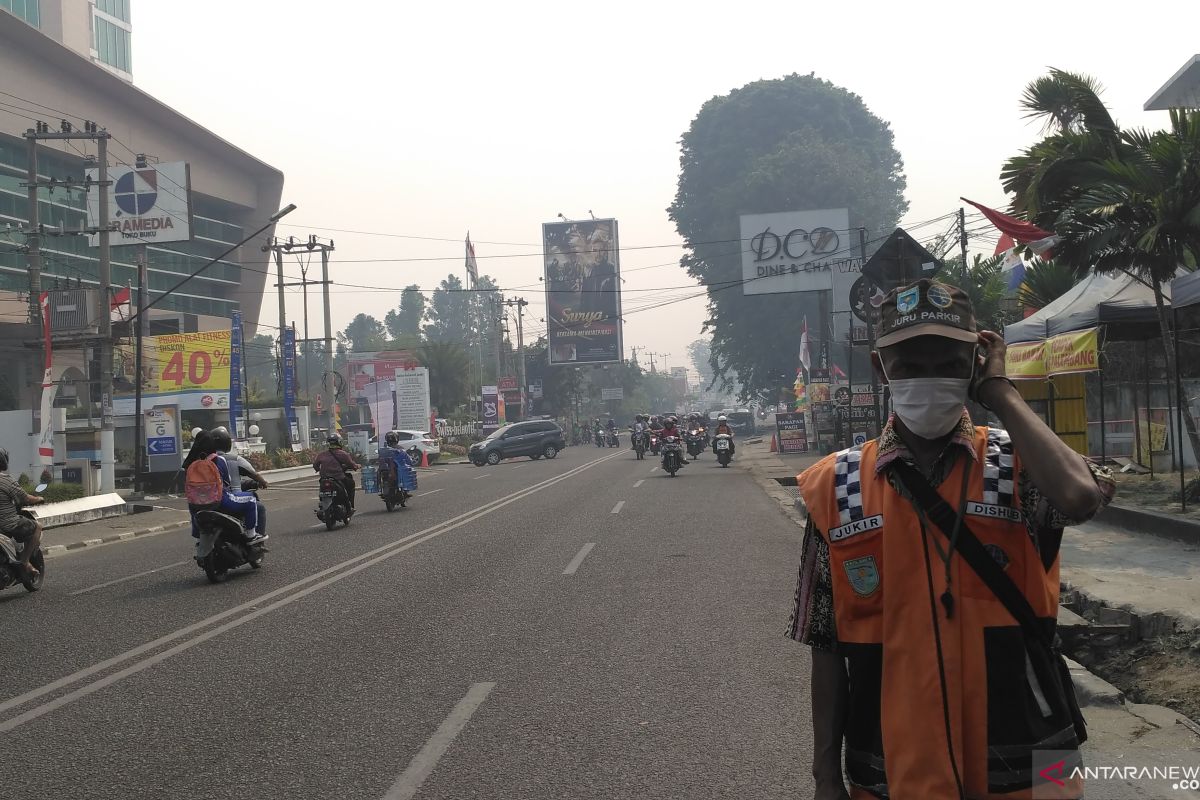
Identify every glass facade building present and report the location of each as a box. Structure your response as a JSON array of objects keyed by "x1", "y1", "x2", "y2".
[
  {"x1": 0, "y1": 133, "x2": 245, "y2": 319},
  {"x1": 91, "y1": 0, "x2": 130, "y2": 76},
  {"x1": 0, "y1": 0, "x2": 40, "y2": 27}
]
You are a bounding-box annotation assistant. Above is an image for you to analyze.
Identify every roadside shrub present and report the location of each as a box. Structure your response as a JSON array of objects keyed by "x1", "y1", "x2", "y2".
[
  {"x1": 43, "y1": 483, "x2": 85, "y2": 503},
  {"x1": 441, "y1": 443, "x2": 468, "y2": 457},
  {"x1": 246, "y1": 452, "x2": 272, "y2": 472}
]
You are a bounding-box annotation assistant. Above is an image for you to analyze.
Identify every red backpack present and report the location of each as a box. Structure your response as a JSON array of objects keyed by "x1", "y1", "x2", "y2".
[{"x1": 185, "y1": 454, "x2": 223, "y2": 510}]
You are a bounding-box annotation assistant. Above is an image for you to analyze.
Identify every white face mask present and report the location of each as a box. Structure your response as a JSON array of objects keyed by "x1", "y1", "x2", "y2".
[{"x1": 885, "y1": 374, "x2": 972, "y2": 439}]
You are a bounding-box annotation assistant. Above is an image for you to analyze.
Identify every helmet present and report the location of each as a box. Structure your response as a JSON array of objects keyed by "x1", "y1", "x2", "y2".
[
  {"x1": 211, "y1": 428, "x2": 233, "y2": 453},
  {"x1": 328, "y1": 433, "x2": 342, "y2": 447},
  {"x1": 0, "y1": 447, "x2": 8, "y2": 472},
  {"x1": 718, "y1": 415, "x2": 727, "y2": 422},
  {"x1": 384, "y1": 431, "x2": 400, "y2": 447},
  {"x1": 668, "y1": 415, "x2": 678, "y2": 426}
]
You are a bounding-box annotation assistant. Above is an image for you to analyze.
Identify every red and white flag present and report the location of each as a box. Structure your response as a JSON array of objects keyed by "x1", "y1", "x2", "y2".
[
  {"x1": 961, "y1": 198, "x2": 1060, "y2": 256},
  {"x1": 465, "y1": 233, "x2": 479, "y2": 285},
  {"x1": 799, "y1": 317, "x2": 812, "y2": 374}
]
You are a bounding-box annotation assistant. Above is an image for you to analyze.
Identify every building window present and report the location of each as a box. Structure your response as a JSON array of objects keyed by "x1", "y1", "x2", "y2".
[
  {"x1": 93, "y1": 16, "x2": 131, "y2": 73},
  {"x1": 95, "y1": 0, "x2": 129, "y2": 24},
  {"x1": 0, "y1": 0, "x2": 41, "y2": 27}
]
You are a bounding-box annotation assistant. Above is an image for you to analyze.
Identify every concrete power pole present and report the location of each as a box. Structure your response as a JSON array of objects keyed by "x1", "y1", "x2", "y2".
[
  {"x1": 25, "y1": 121, "x2": 114, "y2": 490},
  {"x1": 97, "y1": 135, "x2": 114, "y2": 493},
  {"x1": 505, "y1": 297, "x2": 528, "y2": 418}
]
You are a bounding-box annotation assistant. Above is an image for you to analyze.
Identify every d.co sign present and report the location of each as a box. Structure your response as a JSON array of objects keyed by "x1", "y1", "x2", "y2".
[{"x1": 738, "y1": 208, "x2": 851, "y2": 296}]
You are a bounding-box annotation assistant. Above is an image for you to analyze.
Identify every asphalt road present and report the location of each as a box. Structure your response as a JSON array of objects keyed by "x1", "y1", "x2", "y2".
[{"x1": 0, "y1": 444, "x2": 813, "y2": 799}]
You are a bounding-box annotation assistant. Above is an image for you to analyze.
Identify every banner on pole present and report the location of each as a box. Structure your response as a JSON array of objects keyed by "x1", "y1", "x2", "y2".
[
  {"x1": 1005, "y1": 340, "x2": 1047, "y2": 380},
  {"x1": 543, "y1": 218, "x2": 623, "y2": 365},
  {"x1": 37, "y1": 292, "x2": 56, "y2": 463},
  {"x1": 229, "y1": 311, "x2": 243, "y2": 437},
  {"x1": 282, "y1": 327, "x2": 301, "y2": 451},
  {"x1": 1045, "y1": 327, "x2": 1098, "y2": 375}
]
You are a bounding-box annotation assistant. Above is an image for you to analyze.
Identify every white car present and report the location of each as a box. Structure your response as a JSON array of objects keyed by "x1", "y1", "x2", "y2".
[{"x1": 390, "y1": 430, "x2": 440, "y2": 464}]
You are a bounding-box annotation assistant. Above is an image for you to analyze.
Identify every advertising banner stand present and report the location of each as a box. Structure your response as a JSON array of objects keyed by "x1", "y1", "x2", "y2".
[{"x1": 775, "y1": 412, "x2": 809, "y2": 453}]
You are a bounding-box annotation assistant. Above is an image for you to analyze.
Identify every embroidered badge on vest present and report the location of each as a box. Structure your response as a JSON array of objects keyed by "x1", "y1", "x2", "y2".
[
  {"x1": 983, "y1": 428, "x2": 1015, "y2": 507},
  {"x1": 834, "y1": 445, "x2": 865, "y2": 526},
  {"x1": 984, "y1": 543, "x2": 1010, "y2": 570},
  {"x1": 844, "y1": 555, "x2": 880, "y2": 596}
]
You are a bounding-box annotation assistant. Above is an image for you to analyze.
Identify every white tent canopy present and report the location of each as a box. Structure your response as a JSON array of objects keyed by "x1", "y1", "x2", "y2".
[{"x1": 1004, "y1": 271, "x2": 1173, "y2": 343}]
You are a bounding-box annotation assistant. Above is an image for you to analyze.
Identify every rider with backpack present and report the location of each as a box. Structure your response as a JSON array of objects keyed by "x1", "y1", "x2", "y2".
[{"x1": 183, "y1": 430, "x2": 267, "y2": 545}]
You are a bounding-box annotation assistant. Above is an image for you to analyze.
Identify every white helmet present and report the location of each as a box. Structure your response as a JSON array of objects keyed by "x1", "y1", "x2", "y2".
[{"x1": 718, "y1": 415, "x2": 727, "y2": 422}]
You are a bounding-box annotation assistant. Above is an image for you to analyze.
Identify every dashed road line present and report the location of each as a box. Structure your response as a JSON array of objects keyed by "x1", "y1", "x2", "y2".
[
  {"x1": 562, "y1": 543, "x2": 596, "y2": 575},
  {"x1": 611, "y1": 501, "x2": 625, "y2": 514}
]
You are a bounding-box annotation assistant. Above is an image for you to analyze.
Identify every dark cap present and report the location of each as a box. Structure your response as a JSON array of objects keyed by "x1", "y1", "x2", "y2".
[{"x1": 876, "y1": 278, "x2": 978, "y2": 348}]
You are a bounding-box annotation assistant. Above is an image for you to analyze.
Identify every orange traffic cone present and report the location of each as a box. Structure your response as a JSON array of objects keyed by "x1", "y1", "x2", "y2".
[
  {"x1": 420, "y1": 449, "x2": 430, "y2": 469},
  {"x1": 770, "y1": 434, "x2": 778, "y2": 453}
]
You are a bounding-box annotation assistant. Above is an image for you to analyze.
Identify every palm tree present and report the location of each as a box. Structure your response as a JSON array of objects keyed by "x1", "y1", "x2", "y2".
[
  {"x1": 1018, "y1": 259, "x2": 1078, "y2": 311},
  {"x1": 941, "y1": 253, "x2": 1019, "y2": 331},
  {"x1": 417, "y1": 341, "x2": 472, "y2": 412},
  {"x1": 1002, "y1": 70, "x2": 1200, "y2": 462}
]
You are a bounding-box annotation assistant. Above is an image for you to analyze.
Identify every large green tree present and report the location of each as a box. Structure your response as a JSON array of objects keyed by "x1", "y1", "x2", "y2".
[
  {"x1": 668, "y1": 73, "x2": 908, "y2": 399},
  {"x1": 418, "y1": 341, "x2": 472, "y2": 411},
  {"x1": 1001, "y1": 69, "x2": 1200, "y2": 463},
  {"x1": 1018, "y1": 259, "x2": 1078, "y2": 311},
  {"x1": 687, "y1": 338, "x2": 716, "y2": 390},
  {"x1": 338, "y1": 313, "x2": 387, "y2": 353},
  {"x1": 385, "y1": 285, "x2": 427, "y2": 340},
  {"x1": 423, "y1": 274, "x2": 503, "y2": 355}
]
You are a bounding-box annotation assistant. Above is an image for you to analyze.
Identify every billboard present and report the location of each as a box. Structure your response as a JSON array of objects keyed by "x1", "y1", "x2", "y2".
[
  {"x1": 348, "y1": 350, "x2": 419, "y2": 392},
  {"x1": 740, "y1": 208, "x2": 852, "y2": 296},
  {"x1": 775, "y1": 412, "x2": 809, "y2": 453},
  {"x1": 86, "y1": 161, "x2": 193, "y2": 246},
  {"x1": 543, "y1": 218, "x2": 623, "y2": 365},
  {"x1": 114, "y1": 329, "x2": 231, "y2": 415},
  {"x1": 393, "y1": 366, "x2": 432, "y2": 432}
]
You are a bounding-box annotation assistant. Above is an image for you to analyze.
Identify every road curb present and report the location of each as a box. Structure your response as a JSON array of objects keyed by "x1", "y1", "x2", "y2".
[
  {"x1": 42, "y1": 519, "x2": 191, "y2": 558},
  {"x1": 1098, "y1": 503, "x2": 1200, "y2": 545}
]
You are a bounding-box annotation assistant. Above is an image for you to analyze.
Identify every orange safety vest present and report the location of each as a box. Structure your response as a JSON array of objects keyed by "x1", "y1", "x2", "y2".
[{"x1": 798, "y1": 426, "x2": 1083, "y2": 800}]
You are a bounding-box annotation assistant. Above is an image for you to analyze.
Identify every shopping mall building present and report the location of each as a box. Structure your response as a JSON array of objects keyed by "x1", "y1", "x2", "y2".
[{"x1": 0, "y1": 4, "x2": 284, "y2": 475}]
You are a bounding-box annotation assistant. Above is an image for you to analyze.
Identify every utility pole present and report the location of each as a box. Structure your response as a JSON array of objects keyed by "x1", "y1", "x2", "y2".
[
  {"x1": 97, "y1": 134, "x2": 114, "y2": 493},
  {"x1": 264, "y1": 235, "x2": 335, "y2": 425},
  {"x1": 647, "y1": 351, "x2": 667, "y2": 374},
  {"x1": 133, "y1": 243, "x2": 148, "y2": 493},
  {"x1": 491, "y1": 296, "x2": 503, "y2": 393},
  {"x1": 859, "y1": 227, "x2": 881, "y2": 439},
  {"x1": 958, "y1": 206, "x2": 969, "y2": 280},
  {"x1": 505, "y1": 298, "x2": 528, "y2": 419},
  {"x1": 25, "y1": 121, "x2": 115, "y2": 491}
]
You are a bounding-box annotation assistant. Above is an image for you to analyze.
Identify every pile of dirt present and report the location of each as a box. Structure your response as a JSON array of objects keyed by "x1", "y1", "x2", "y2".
[
  {"x1": 1110, "y1": 472, "x2": 1200, "y2": 520},
  {"x1": 1070, "y1": 632, "x2": 1200, "y2": 725}
]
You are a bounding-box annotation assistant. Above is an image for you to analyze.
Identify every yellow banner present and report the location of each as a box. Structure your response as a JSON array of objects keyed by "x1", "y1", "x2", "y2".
[
  {"x1": 151, "y1": 330, "x2": 232, "y2": 392},
  {"x1": 1045, "y1": 328, "x2": 1099, "y2": 375},
  {"x1": 1005, "y1": 340, "x2": 1046, "y2": 380}
]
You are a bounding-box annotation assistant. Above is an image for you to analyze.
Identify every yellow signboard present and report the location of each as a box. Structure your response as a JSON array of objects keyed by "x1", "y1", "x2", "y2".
[
  {"x1": 115, "y1": 329, "x2": 232, "y2": 414},
  {"x1": 152, "y1": 330, "x2": 232, "y2": 393},
  {"x1": 1006, "y1": 340, "x2": 1046, "y2": 380},
  {"x1": 1045, "y1": 328, "x2": 1099, "y2": 375}
]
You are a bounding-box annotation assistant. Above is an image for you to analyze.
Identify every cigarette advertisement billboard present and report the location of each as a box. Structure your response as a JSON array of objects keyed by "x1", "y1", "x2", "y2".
[{"x1": 543, "y1": 219, "x2": 623, "y2": 365}]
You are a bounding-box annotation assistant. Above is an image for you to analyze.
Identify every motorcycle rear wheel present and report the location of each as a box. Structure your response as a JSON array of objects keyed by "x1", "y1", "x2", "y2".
[
  {"x1": 203, "y1": 554, "x2": 228, "y2": 583},
  {"x1": 326, "y1": 516, "x2": 338, "y2": 531}
]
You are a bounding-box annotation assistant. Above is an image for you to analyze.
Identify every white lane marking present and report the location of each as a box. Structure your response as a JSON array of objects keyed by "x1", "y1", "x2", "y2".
[
  {"x1": 70, "y1": 561, "x2": 190, "y2": 596},
  {"x1": 416, "y1": 489, "x2": 444, "y2": 497},
  {"x1": 610, "y1": 501, "x2": 625, "y2": 514},
  {"x1": 648, "y1": 467, "x2": 658, "y2": 474},
  {"x1": 511, "y1": 464, "x2": 526, "y2": 470},
  {"x1": 633, "y1": 480, "x2": 644, "y2": 488},
  {"x1": 382, "y1": 682, "x2": 497, "y2": 800},
  {"x1": 562, "y1": 543, "x2": 596, "y2": 575},
  {"x1": 0, "y1": 451, "x2": 625, "y2": 732},
  {"x1": 473, "y1": 473, "x2": 492, "y2": 480}
]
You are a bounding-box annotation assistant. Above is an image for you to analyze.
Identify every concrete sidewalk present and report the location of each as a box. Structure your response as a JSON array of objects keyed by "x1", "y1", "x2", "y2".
[{"x1": 39, "y1": 506, "x2": 190, "y2": 556}]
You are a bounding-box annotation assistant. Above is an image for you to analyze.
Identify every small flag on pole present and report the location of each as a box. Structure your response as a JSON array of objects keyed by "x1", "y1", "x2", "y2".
[
  {"x1": 799, "y1": 317, "x2": 812, "y2": 374},
  {"x1": 465, "y1": 233, "x2": 479, "y2": 285}
]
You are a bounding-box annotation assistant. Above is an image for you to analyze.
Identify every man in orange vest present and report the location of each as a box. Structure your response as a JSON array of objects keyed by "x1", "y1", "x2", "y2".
[{"x1": 787, "y1": 279, "x2": 1115, "y2": 800}]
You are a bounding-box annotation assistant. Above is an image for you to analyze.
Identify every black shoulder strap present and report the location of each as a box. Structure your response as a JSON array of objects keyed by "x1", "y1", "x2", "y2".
[{"x1": 893, "y1": 460, "x2": 1052, "y2": 647}]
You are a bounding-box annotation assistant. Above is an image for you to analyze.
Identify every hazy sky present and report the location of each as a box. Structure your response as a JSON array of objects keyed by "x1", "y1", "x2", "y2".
[{"x1": 134, "y1": 0, "x2": 1196, "y2": 378}]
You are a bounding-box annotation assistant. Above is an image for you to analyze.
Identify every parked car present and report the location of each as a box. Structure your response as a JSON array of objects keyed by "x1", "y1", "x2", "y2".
[
  {"x1": 727, "y1": 409, "x2": 756, "y2": 435},
  {"x1": 368, "y1": 430, "x2": 441, "y2": 464},
  {"x1": 469, "y1": 420, "x2": 566, "y2": 466}
]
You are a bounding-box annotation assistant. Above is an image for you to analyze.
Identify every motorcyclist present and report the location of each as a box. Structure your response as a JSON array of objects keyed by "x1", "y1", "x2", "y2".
[
  {"x1": 0, "y1": 448, "x2": 45, "y2": 578},
  {"x1": 631, "y1": 414, "x2": 649, "y2": 450},
  {"x1": 378, "y1": 430, "x2": 418, "y2": 495},
  {"x1": 712, "y1": 414, "x2": 736, "y2": 456},
  {"x1": 211, "y1": 427, "x2": 269, "y2": 536},
  {"x1": 649, "y1": 415, "x2": 663, "y2": 432},
  {"x1": 659, "y1": 415, "x2": 688, "y2": 465},
  {"x1": 593, "y1": 419, "x2": 604, "y2": 446},
  {"x1": 313, "y1": 433, "x2": 360, "y2": 513},
  {"x1": 183, "y1": 430, "x2": 267, "y2": 544}
]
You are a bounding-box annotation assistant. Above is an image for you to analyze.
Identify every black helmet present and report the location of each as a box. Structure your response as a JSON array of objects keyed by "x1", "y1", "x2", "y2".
[
  {"x1": 384, "y1": 430, "x2": 400, "y2": 447},
  {"x1": 211, "y1": 428, "x2": 233, "y2": 453},
  {"x1": 0, "y1": 447, "x2": 8, "y2": 472},
  {"x1": 667, "y1": 415, "x2": 678, "y2": 425},
  {"x1": 328, "y1": 433, "x2": 342, "y2": 447}
]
